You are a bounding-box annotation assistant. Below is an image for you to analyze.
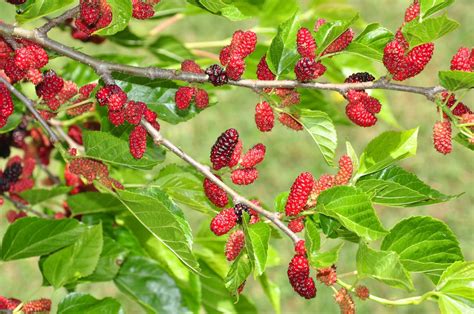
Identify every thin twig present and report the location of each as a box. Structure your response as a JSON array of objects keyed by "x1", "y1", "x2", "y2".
[
  {"x1": 0, "y1": 76, "x2": 60, "y2": 143},
  {"x1": 37, "y1": 6, "x2": 80, "y2": 35},
  {"x1": 149, "y1": 13, "x2": 184, "y2": 36}
]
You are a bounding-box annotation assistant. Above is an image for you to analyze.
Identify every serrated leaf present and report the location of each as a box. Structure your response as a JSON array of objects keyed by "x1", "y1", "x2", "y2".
[
  {"x1": 345, "y1": 141, "x2": 359, "y2": 174},
  {"x1": 1, "y1": 217, "x2": 84, "y2": 261},
  {"x1": 83, "y1": 237, "x2": 129, "y2": 282},
  {"x1": 315, "y1": 14, "x2": 359, "y2": 56},
  {"x1": 149, "y1": 35, "x2": 194, "y2": 65},
  {"x1": 345, "y1": 23, "x2": 394, "y2": 61},
  {"x1": 244, "y1": 221, "x2": 271, "y2": 275},
  {"x1": 309, "y1": 242, "x2": 344, "y2": 268},
  {"x1": 402, "y1": 14, "x2": 459, "y2": 47},
  {"x1": 19, "y1": 186, "x2": 71, "y2": 206},
  {"x1": 16, "y1": 0, "x2": 75, "y2": 23},
  {"x1": 436, "y1": 261, "x2": 474, "y2": 314},
  {"x1": 357, "y1": 128, "x2": 418, "y2": 178},
  {"x1": 316, "y1": 186, "x2": 387, "y2": 241},
  {"x1": 356, "y1": 165, "x2": 458, "y2": 207},
  {"x1": 94, "y1": 0, "x2": 132, "y2": 36},
  {"x1": 439, "y1": 70, "x2": 474, "y2": 91},
  {"x1": 258, "y1": 273, "x2": 281, "y2": 314},
  {"x1": 115, "y1": 189, "x2": 200, "y2": 273},
  {"x1": 68, "y1": 192, "x2": 126, "y2": 216},
  {"x1": 273, "y1": 191, "x2": 289, "y2": 213},
  {"x1": 381, "y1": 216, "x2": 463, "y2": 282},
  {"x1": 224, "y1": 255, "x2": 252, "y2": 297},
  {"x1": 357, "y1": 242, "x2": 414, "y2": 291},
  {"x1": 304, "y1": 218, "x2": 320, "y2": 256},
  {"x1": 83, "y1": 130, "x2": 164, "y2": 170},
  {"x1": 58, "y1": 293, "x2": 123, "y2": 314},
  {"x1": 114, "y1": 256, "x2": 189, "y2": 313},
  {"x1": 298, "y1": 109, "x2": 337, "y2": 166},
  {"x1": 267, "y1": 13, "x2": 300, "y2": 75},
  {"x1": 43, "y1": 224, "x2": 103, "y2": 288},
  {"x1": 420, "y1": 0, "x2": 455, "y2": 18}
]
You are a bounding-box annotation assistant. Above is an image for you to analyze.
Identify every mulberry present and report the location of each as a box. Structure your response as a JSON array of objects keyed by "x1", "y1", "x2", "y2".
[
  {"x1": 129, "y1": 125, "x2": 147, "y2": 159},
  {"x1": 334, "y1": 155, "x2": 353, "y2": 185},
  {"x1": 203, "y1": 177, "x2": 228, "y2": 208},
  {"x1": 288, "y1": 217, "x2": 305, "y2": 233},
  {"x1": 294, "y1": 57, "x2": 326, "y2": 82},
  {"x1": 210, "y1": 208, "x2": 237, "y2": 236},
  {"x1": 175, "y1": 86, "x2": 195, "y2": 110},
  {"x1": 285, "y1": 172, "x2": 315, "y2": 216},
  {"x1": 240, "y1": 143, "x2": 266, "y2": 168},
  {"x1": 210, "y1": 128, "x2": 239, "y2": 170},
  {"x1": 256, "y1": 55, "x2": 276, "y2": 81},
  {"x1": 278, "y1": 113, "x2": 303, "y2": 131},
  {"x1": 225, "y1": 230, "x2": 245, "y2": 261},
  {"x1": 231, "y1": 168, "x2": 259, "y2": 185},
  {"x1": 450, "y1": 47, "x2": 473, "y2": 72},
  {"x1": 433, "y1": 120, "x2": 452, "y2": 154},
  {"x1": 205, "y1": 64, "x2": 228, "y2": 86},
  {"x1": 255, "y1": 101, "x2": 274, "y2": 132},
  {"x1": 297, "y1": 28, "x2": 316, "y2": 58}
]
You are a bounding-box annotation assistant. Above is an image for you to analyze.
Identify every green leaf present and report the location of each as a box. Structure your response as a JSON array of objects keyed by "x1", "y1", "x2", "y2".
[
  {"x1": 190, "y1": 0, "x2": 251, "y2": 21},
  {"x1": 267, "y1": 13, "x2": 300, "y2": 75},
  {"x1": 224, "y1": 255, "x2": 252, "y2": 296},
  {"x1": 19, "y1": 186, "x2": 71, "y2": 206},
  {"x1": 1, "y1": 217, "x2": 84, "y2": 261},
  {"x1": 68, "y1": 192, "x2": 126, "y2": 216},
  {"x1": 149, "y1": 35, "x2": 194, "y2": 65},
  {"x1": 273, "y1": 191, "x2": 289, "y2": 213},
  {"x1": 114, "y1": 256, "x2": 190, "y2": 313},
  {"x1": 244, "y1": 221, "x2": 271, "y2": 275},
  {"x1": 115, "y1": 76, "x2": 203, "y2": 124},
  {"x1": 439, "y1": 70, "x2": 474, "y2": 91},
  {"x1": 309, "y1": 242, "x2": 344, "y2": 268},
  {"x1": 402, "y1": 14, "x2": 459, "y2": 47},
  {"x1": 454, "y1": 133, "x2": 474, "y2": 151},
  {"x1": 356, "y1": 165, "x2": 458, "y2": 207},
  {"x1": 316, "y1": 186, "x2": 387, "y2": 241},
  {"x1": 315, "y1": 14, "x2": 359, "y2": 56},
  {"x1": 420, "y1": 0, "x2": 455, "y2": 18},
  {"x1": 298, "y1": 109, "x2": 337, "y2": 166},
  {"x1": 381, "y1": 216, "x2": 463, "y2": 282},
  {"x1": 346, "y1": 141, "x2": 359, "y2": 174},
  {"x1": 436, "y1": 261, "x2": 474, "y2": 314},
  {"x1": 16, "y1": 0, "x2": 75, "y2": 23},
  {"x1": 304, "y1": 218, "x2": 320, "y2": 256},
  {"x1": 357, "y1": 128, "x2": 418, "y2": 177},
  {"x1": 57, "y1": 293, "x2": 123, "y2": 314},
  {"x1": 258, "y1": 273, "x2": 281, "y2": 314},
  {"x1": 94, "y1": 0, "x2": 132, "y2": 36},
  {"x1": 108, "y1": 27, "x2": 146, "y2": 47},
  {"x1": 357, "y1": 242, "x2": 414, "y2": 291},
  {"x1": 83, "y1": 130, "x2": 164, "y2": 170},
  {"x1": 116, "y1": 189, "x2": 200, "y2": 273},
  {"x1": 154, "y1": 164, "x2": 215, "y2": 214},
  {"x1": 83, "y1": 237, "x2": 129, "y2": 282},
  {"x1": 345, "y1": 23, "x2": 394, "y2": 61},
  {"x1": 43, "y1": 224, "x2": 103, "y2": 288}
]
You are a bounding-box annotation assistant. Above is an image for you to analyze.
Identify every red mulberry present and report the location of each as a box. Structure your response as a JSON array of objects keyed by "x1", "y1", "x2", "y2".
[
  {"x1": 450, "y1": 47, "x2": 473, "y2": 72},
  {"x1": 433, "y1": 120, "x2": 452, "y2": 155},
  {"x1": 210, "y1": 208, "x2": 237, "y2": 236},
  {"x1": 255, "y1": 102, "x2": 274, "y2": 132},
  {"x1": 203, "y1": 177, "x2": 228, "y2": 208},
  {"x1": 181, "y1": 59, "x2": 203, "y2": 74},
  {"x1": 225, "y1": 230, "x2": 245, "y2": 261},
  {"x1": 294, "y1": 57, "x2": 326, "y2": 82},
  {"x1": 256, "y1": 55, "x2": 276, "y2": 81},
  {"x1": 240, "y1": 143, "x2": 266, "y2": 168},
  {"x1": 36, "y1": 70, "x2": 64, "y2": 100},
  {"x1": 316, "y1": 265, "x2": 337, "y2": 286},
  {"x1": 129, "y1": 125, "x2": 147, "y2": 159},
  {"x1": 297, "y1": 28, "x2": 316, "y2": 58},
  {"x1": 231, "y1": 168, "x2": 259, "y2": 185},
  {"x1": 278, "y1": 113, "x2": 303, "y2": 131},
  {"x1": 125, "y1": 101, "x2": 147, "y2": 125},
  {"x1": 288, "y1": 217, "x2": 305, "y2": 233},
  {"x1": 405, "y1": 1, "x2": 420, "y2": 22},
  {"x1": 285, "y1": 172, "x2": 315, "y2": 216},
  {"x1": 195, "y1": 89, "x2": 209, "y2": 109},
  {"x1": 355, "y1": 285, "x2": 370, "y2": 300},
  {"x1": 228, "y1": 139, "x2": 243, "y2": 168},
  {"x1": 334, "y1": 155, "x2": 353, "y2": 185}
]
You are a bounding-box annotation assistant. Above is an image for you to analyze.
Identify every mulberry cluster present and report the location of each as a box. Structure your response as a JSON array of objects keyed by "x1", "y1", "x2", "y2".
[
  {"x1": 0, "y1": 296, "x2": 21, "y2": 311},
  {"x1": 0, "y1": 156, "x2": 35, "y2": 197},
  {"x1": 74, "y1": 0, "x2": 112, "y2": 38},
  {"x1": 345, "y1": 89, "x2": 381, "y2": 127},
  {"x1": 230, "y1": 142, "x2": 266, "y2": 186},
  {"x1": 175, "y1": 60, "x2": 209, "y2": 110},
  {"x1": 287, "y1": 241, "x2": 316, "y2": 299},
  {"x1": 219, "y1": 30, "x2": 257, "y2": 80},
  {"x1": 132, "y1": 0, "x2": 160, "y2": 20},
  {"x1": 0, "y1": 83, "x2": 14, "y2": 128},
  {"x1": 294, "y1": 27, "x2": 326, "y2": 82}
]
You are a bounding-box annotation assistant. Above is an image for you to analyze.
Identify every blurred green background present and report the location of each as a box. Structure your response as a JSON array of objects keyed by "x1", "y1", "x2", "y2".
[{"x1": 0, "y1": 0, "x2": 473, "y2": 313}]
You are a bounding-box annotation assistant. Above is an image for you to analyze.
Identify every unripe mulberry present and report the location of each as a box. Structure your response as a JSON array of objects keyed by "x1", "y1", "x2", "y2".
[
  {"x1": 14, "y1": 45, "x2": 49, "y2": 70},
  {"x1": 240, "y1": 143, "x2": 266, "y2": 168},
  {"x1": 203, "y1": 177, "x2": 228, "y2": 208},
  {"x1": 132, "y1": 0, "x2": 155, "y2": 20},
  {"x1": 108, "y1": 108, "x2": 125, "y2": 126},
  {"x1": 0, "y1": 83, "x2": 14, "y2": 128},
  {"x1": 226, "y1": 56, "x2": 246, "y2": 80},
  {"x1": 205, "y1": 64, "x2": 228, "y2": 86},
  {"x1": 6, "y1": 210, "x2": 27, "y2": 223},
  {"x1": 345, "y1": 90, "x2": 381, "y2": 127},
  {"x1": 450, "y1": 47, "x2": 473, "y2": 72},
  {"x1": 125, "y1": 101, "x2": 147, "y2": 125},
  {"x1": 129, "y1": 125, "x2": 147, "y2": 159},
  {"x1": 36, "y1": 70, "x2": 64, "y2": 100},
  {"x1": 231, "y1": 168, "x2": 259, "y2": 185},
  {"x1": 294, "y1": 57, "x2": 326, "y2": 82},
  {"x1": 334, "y1": 288, "x2": 355, "y2": 314},
  {"x1": 195, "y1": 89, "x2": 209, "y2": 109},
  {"x1": 355, "y1": 285, "x2": 370, "y2": 300},
  {"x1": 175, "y1": 86, "x2": 195, "y2": 110},
  {"x1": 210, "y1": 208, "x2": 237, "y2": 236},
  {"x1": 255, "y1": 101, "x2": 274, "y2": 132},
  {"x1": 334, "y1": 155, "x2": 353, "y2": 185},
  {"x1": 285, "y1": 172, "x2": 315, "y2": 216},
  {"x1": 324, "y1": 29, "x2": 354, "y2": 54},
  {"x1": 295, "y1": 240, "x2": 306, "y2": 256},
  {"x1": 316, "y1": 265, "x2": 337, "y2": 286},
  {"x1": 219, "y1": 46, "x2": 231, "y2": 66},
  {"x1": 181, "y1": 59, "x2": 203, "y2": 74},
  {"x1": 441, "y1": 92, "x2": 472, "y2": 117},
  {"x1": 297, "y1": 28, "x2": 316, "y2": 58},
  {"x1": 22, "y1": 298, "x2": 52, "y2": 314},
  {"x1": 95, "y1": 84, "x2": 127, "y2": 110},
  {"x1": 3, "y1": 57, "x2": 26, "y2": 83},
  {"x1": 225, "y1": 230, "x2": 245, "y2": 261},
  {"x1": 228, "y1": 139, "x2": 243, "y2": 168},
  {"x1": 288, "y1": 217, "x2": 305, "y2": 233},
  {"x1": 278, "y1": 113, "x2": 303, "y2": 131},
  {"x1": 256, "y1": 55, "x2": 276, "y2": 81},
  {"x1": 210, "y1": 128, "x2": 239, "y2": 170},
  {"x1": 405, "y1": 1, "x2": 420, "y2": 22},
  {"x1": 433, "y1": 120, "x2": 452, "y2": 154},
  {"x1": 229, "y1": 30, "x2": 257, "y2": 58},
  {"x1": 68, "y1": 125, "x2": 83, "y2": 145}
]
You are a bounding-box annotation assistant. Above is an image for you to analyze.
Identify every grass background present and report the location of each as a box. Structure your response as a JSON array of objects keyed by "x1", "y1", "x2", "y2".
[{"x1": 0, "y1": 0, "x2": 473, "y2": 313}]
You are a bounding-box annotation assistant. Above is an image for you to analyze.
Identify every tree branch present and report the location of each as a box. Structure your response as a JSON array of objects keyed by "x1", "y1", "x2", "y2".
[
  {"x1": 37, "y1": 6, "x2": 80, "y2": 35},
  {"x1": 0, "y1": 22, "x2": 445, "y2": 100}
]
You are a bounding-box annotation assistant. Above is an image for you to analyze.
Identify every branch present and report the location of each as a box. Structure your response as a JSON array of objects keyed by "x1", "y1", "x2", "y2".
[
  {"x1": 0, "y1": 76, "x2": 60, "y2": 143},
  {"x1": 0, "y1": 22, "x2": 445, "y2": 100},
  {"x1": 37, "y1": 6, "x2": 80, "y2": 35},
  {"x1": 2, "y1": 194, "x2": 49, "y2": 218}
]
